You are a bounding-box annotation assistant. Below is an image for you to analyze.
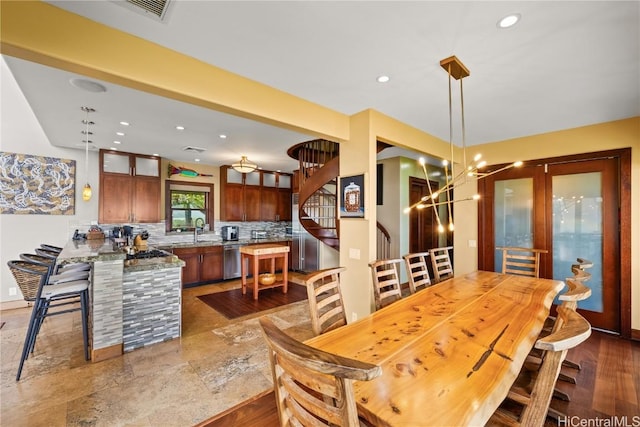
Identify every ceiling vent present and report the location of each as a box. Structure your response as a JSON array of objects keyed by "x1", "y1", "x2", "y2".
[
  {"x1": 182, "y1": 146, "x2": 206, "y2": 153},
  {"x1": 113, "y1": 0, "x2": 172, "y2": 22}
]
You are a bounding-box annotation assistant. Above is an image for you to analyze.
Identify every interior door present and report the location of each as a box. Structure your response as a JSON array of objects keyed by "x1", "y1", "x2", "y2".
[
  {"x1": 408, "y1": 177, "x2": 439, "y2": 253},
  {"x1": 546, "y1": 158, "x2": 619, "y2": 331},
  {"x1": 478, "y1": 156, "x2": 621, "y2": 332}
]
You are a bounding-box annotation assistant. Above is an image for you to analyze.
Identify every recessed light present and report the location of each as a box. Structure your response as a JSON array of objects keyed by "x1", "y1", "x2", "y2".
[
  {"x1": 176, "y1": 125, "x2": 185, "y2": 130},
  {"x1": 113, "y1": 140, "x2": 121, "y2": 144},
  {"x1": 116, "y1": 132, "x2": 125, "y2": 136},
  {"x1": 498, "y1": 13, "x2": 520, "y2": 29},
  {"x1": 69, "y1": 78, "x2": 107, "y2": 93},
  {"x1": 110, "y1": 147, "x2": 119, "y2": 151},
  {"x1": 194, "y1": 158, "x2": 200, "y2": 162},
  {"x1": 219, "y1": 134, "x2": 227, "y2": 139},
  {"x1": 152, "y1": 153, "x2": 159, "y2": 157},
  {"x1": 377, "y1": 75, "x2": 390, "y2": 83},
  {"x1": 120, "y1": 121, "x2": 130, "y2": 126}
]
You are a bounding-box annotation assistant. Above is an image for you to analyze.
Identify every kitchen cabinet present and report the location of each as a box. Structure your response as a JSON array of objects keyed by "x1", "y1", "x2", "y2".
[
  {"x1": 99, "y1": 150, "x2": 161, "y2": 223},
  {"x1": 261, "y1": 171, "x2": 292, "y2": 222},
  {"x1": 173, "y1": 246, "x2": 224, "y2": 286},
  {"x1": 220, "y1": 166, "x2": 261, "y2": 221},
  {"x1": 221, "y1": 166, "x2": 292, "y2": 222}
]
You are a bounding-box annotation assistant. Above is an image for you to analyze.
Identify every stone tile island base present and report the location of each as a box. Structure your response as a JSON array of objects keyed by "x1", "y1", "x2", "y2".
[{"x1": 57, "y1": 240, "x2": 184, "y2": 362}]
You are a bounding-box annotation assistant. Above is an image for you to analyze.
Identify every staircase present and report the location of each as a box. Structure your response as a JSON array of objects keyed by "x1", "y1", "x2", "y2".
[
  {"x1": 288, "y1": 139, "x2": 340, "y2": 250},
  {"x1": 288, "y1": 139, "x2": 394, "y2": 252}
]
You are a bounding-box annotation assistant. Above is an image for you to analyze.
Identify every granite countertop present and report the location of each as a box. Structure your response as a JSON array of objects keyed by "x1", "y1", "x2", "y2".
[
  {"x1": 123, "y1": 254, "x2": 184, "y2": 272},
  {"x1": 58, "y1": 239, "x2": 184, "y2": 271},
  {"x1": 58, "y1": 238, "x2": 127, "y2": 264}
]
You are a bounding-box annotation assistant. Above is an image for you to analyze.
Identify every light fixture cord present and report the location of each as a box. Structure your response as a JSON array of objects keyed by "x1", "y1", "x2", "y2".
[{"x1": 85, "y1": 108, "x2": 90, "y2": 184}]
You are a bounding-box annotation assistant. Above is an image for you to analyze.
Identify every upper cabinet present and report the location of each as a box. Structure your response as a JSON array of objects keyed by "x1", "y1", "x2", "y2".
[
  {"x1": 220, "y1": 166, "x2": 292, "y2": 222},
  {"x1": 99, "y1": 150, "x2": 161, "y2": 223},
  {"x1": 260, "y1": 171, "x2": 292, "y2": 222}
]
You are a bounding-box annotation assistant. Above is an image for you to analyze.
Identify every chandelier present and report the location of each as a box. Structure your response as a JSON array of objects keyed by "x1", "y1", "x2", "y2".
[
  {"x1": 231, "y1": 155, "x2": 258, "y2": 173},
  {"x1": 405, "y1": 56, "x2": 522, "y2": 233}
]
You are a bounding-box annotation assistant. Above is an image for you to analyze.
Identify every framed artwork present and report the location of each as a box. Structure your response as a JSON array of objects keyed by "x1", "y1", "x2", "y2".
[
  {"x1": 0, "y1": 152, "x2": 76, "y2": 215},
  {"x1": 339, "y1": 173, "x2": 365, "y2": 218}
]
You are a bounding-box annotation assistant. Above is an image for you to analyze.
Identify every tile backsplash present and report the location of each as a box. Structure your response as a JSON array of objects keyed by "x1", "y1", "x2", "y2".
[{"x1": 67, "y1": 220, "x2": 291, "y2": 245}]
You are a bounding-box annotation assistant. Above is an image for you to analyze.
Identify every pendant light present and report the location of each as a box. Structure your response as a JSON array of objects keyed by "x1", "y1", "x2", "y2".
[
  {"x1": 231, "y1": 155, "x2": 258, "y2": 173},
  {"x1": 81, "y1": 106, "x2": 95, "y2": 201},
  {"x1": 404, "y1": 56, "x2": 522, "y2": 232}
]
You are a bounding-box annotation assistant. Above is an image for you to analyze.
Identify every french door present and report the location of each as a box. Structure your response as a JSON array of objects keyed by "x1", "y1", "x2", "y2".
[{"x1": 478, "y1": 154, "x2": 622, "y2": 332}]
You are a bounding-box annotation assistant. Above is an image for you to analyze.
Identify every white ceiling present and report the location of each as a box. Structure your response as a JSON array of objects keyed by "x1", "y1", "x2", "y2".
[{"x1": 4, "y1": 1, "x2": 639, "y2": 173}]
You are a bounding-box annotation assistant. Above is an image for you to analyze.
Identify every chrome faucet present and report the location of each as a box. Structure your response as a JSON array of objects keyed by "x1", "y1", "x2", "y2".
[{"x1": 194, "y1": 227, "x2": 200, "y2": 243}]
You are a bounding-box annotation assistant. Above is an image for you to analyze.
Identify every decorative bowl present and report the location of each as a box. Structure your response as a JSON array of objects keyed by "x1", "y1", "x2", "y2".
[{"x1": 258, "y1": 273, "x2": 276, "y2": 285}]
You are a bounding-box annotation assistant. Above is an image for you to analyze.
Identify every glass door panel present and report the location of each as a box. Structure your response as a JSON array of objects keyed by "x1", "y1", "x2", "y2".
[
  {"x1": 552, "y1": 172, "x2": 603, "y2": 312},
  {"x1": 493, "y1": 178, "x2": 533, "y2": 272}
]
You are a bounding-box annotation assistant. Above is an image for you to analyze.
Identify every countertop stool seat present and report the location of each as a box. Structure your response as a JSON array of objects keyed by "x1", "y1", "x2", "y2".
[
  {"x1": 20, "y1": 253, "x2": 90, "y2": 284},
  {"x1": 8, "y1": 260, "x2": 90, "y2": 381},
  {"x1": 34, "y1": 247, "x2": 91, "y2": 274}
]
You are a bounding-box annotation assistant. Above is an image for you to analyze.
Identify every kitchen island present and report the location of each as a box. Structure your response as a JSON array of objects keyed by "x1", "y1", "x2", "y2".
[{"x1": 57, "y1": 239, "x2": 184, "y2": 362}]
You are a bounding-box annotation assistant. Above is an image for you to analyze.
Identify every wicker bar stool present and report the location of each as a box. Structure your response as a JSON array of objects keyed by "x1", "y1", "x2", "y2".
[
  {"x1": 40, "y1": 244, "x2": 63, "y2": 254},
  {"x1": 8, "y1": 260, "x2": 90, "y2": 381},
  {"x1": 34, "y1": 247, "x2": 90, "y2": 274}
]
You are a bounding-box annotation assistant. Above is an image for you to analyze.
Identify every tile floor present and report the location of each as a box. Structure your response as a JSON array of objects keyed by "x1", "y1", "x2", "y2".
[{"x1": 0, "y1": 274, "x2": 313, "y2": 426}]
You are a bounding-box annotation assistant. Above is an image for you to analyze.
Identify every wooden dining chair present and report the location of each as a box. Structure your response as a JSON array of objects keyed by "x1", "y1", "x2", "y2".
[
  {"x1": 489, "y1": 305, "x2": 592, "y2": 427},
  {"x1": 368, "y1": 259, "x2": 404, "y2": 311},
  {"x1": 403, "y1": 252, "x2": 432, "y2": 294},
  {"x1": 496, "y1": 247, "x2": 548, "y2": 278},
  {"x1": 557, "y1": 260, "x2": 593, "y2": 380},
  {"x1": 303, "y1": 267, "x2": 348, "y2": 336},
  {"x1": 259, "y1": 316, "x2": 382, "y2": 427},
  {"x1": 428, "y1": 246, "x2": 453, "y2": 283}
]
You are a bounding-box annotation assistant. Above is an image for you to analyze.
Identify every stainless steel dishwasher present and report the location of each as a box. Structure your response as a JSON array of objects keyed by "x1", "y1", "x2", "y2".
[{"x1": 223, "y1": 245, "x2": 242, "y2": 279}]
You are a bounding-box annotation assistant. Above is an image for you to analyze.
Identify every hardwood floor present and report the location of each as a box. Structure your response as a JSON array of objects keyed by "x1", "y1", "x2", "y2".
[{"x1": 198, "y1": 330, "x2": 640, "y2": 426}]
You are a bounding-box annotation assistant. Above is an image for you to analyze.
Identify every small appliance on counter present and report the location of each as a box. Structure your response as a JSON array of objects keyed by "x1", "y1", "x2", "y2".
[
  {"x1": 251, "y1": 230, "x2": 267, "y2": 239},
  {"x1": 221, "y1": 225, "x2": 239, "y2": 241},
  {"x1": 133, "y1": 230, "x2": 149, "y2": 250}
]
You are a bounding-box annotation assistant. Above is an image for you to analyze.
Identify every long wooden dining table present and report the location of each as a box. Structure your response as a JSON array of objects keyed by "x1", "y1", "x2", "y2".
[{"x1": 305, "y1": 270, "x2": 565, "y2": 426}]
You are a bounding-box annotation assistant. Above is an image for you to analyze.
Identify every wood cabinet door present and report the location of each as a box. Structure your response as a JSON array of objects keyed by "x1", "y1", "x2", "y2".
[
  {"x1": 221, "y1": 184, "x2": 244, "y2": 221},
  {"x1": 200, "y1": 246, "x2": 223, "y2": 282},
  {"x1": 277, "y1": 189, "x2": 292, "y2": 221},
  {"x1": 173, "y1": 248, "x2": 200, "y2": 286},
  {"x1": 100, "y1": 173, "x2": 133, "y2": 223},
  {"x1": 244, "y1": 185, "x2": 262, "y2": 221},
  {"x1": 133, "y1": 176, "x2": 161, "y2": 222},
  {"x1": 260, "y1": 187, "x2": 278, "y2": 221}
]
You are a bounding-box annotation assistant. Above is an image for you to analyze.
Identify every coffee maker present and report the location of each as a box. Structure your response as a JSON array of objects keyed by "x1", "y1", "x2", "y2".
[{"x1": 221, "y1": 225, "x2": 239, "y2": 241}]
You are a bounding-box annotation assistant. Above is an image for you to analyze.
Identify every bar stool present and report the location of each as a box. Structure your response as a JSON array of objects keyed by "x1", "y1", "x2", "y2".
[
  {"x1": 34, "y1": 247, "x2": 90, "y2": 274},
  {"x1": 20, "y1": 253, "x2": 90, "y2": 283},
  {"x1": 40, "y1": 244, "x2": 63, "y2": 254},
  {"x1": 8, "y1": 260, "x2": 90, "y2": 380}
]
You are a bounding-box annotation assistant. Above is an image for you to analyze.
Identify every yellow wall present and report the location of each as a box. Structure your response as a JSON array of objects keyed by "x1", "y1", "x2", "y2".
[{"x1": 2, "y1": 2, "x2": 638, "y2": 331}]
